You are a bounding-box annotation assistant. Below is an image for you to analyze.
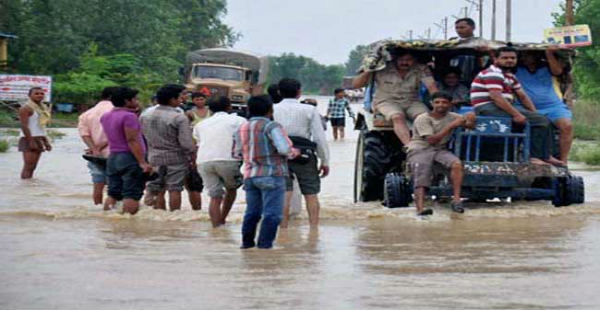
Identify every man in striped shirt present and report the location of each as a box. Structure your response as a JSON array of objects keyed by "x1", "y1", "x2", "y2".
[
  {"x1": 470, "y1": 46, "x2": 561, "y2": 166},
  {"x1": 233, "y1": 95, "x2": 299, "y2": 249}
]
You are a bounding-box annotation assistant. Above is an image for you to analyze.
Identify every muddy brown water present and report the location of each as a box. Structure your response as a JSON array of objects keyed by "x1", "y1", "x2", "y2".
[{"x1": 1, "y1": 100, "x2": 600, "y2": 309}]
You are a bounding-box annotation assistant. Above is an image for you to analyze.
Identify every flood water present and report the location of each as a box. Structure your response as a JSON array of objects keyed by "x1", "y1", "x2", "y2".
[{"x1": 2, "y1": 98, "x2": 600, "y2": 309}]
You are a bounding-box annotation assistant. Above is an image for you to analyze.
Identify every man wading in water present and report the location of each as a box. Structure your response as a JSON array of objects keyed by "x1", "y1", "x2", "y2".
[
  {"x1": 273, "y1": 78, "x2": 330, "y2": 228},
  {"x1": 77, "y1": 86, "x2": 116, "y2": 205},
  {"x1": 101, "y1": 87, "x2": 152, "y2": 214},
  {"x1": 18, "y1": 87, "x2": 52, "y2": 179}
]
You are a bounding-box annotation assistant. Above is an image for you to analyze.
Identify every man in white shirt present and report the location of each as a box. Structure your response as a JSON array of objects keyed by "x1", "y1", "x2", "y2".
[
  {"x1": 193, "y1": 96, "x2": 246, "y2": 228},
  {"x1": 273, "y1": 78, "x2": 330, "y2": 228}
]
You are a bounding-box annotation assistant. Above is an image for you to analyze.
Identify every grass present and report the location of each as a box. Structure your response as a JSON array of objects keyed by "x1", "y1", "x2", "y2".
[
  {"x1": 1, "y1": 129, "x2": 19, "y2": 136},
  {"x1": 48, "y1": 112, "x2": 79, "y2": 128},
  {"x1": 47, "y1": 129, "x2": 66, "y2": 139},
  {"x1": 0, "y1": 109, "x2": 18, "y2": 127},
  {"x1": 569, "y1": 141, "x2": 600, "y2": 165},
  {"x1": 0, "y1": 140, "x2": 8, "y2": 153},
  {"x1": 572, "y1": 99, "x2": 600, "y2": 140}
]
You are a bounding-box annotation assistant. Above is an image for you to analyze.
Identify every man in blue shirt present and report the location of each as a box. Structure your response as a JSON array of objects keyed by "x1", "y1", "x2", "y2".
[{"x1": 516, "y1": 46, "x2": 573, "y2": 163}]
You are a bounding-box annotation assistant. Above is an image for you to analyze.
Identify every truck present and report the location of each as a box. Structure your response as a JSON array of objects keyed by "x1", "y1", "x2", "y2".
[
  {"x1": 184, "y1": 48, "x2": 269, "y2": 113},
  {"x1": 353, "y1": 39, "x2": 584, "y2": 208}
]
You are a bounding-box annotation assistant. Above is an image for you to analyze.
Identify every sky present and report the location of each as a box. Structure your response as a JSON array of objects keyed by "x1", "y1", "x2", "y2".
[{"x1": 224, "y1": 0, "x2": 564, "y2": 65}]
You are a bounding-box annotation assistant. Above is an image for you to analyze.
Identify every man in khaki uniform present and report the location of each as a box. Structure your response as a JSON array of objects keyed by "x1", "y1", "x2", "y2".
[{"x1": 353, "y1": 51, "x2": 438, "y2": 145}]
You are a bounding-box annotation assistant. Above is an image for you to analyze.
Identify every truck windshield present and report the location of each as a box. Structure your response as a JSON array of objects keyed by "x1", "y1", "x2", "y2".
[{"x1": 193, "y1": 66, "x2": 244, "y2": 81}]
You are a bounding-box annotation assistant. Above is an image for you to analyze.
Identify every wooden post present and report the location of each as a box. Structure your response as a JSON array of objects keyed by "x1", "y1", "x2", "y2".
[
  {"x1": 566, "y1": 0, "x2": 574, "y2": 25},
  {"x1": 479, "y1": 0, "x2": 483, "y2": 38}
]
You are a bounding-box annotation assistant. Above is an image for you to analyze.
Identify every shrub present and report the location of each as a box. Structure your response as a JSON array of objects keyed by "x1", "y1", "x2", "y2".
[
  {"x1": 0, "y1": 140, "x2": 9, "y2": 153},
  {"x1": 570, "y1": 142, "x2": 600, "y2": 165}
]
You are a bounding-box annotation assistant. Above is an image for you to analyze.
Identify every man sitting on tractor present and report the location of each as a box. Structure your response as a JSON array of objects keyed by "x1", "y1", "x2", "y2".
[
  {"x1": 470, "y1": 46, "x2": 563, "y2": 166},
  {"x1": 407, "y1": 92, "x2": 476, "y2": 216},
  {"x1": 353, "y1": 51, "x2": 438, "y2": 146}
]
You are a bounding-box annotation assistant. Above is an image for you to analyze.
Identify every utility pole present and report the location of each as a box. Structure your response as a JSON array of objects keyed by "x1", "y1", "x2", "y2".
[
  {"x1": 445, "y1": 17, "x2": 448, "y2": 39},
  {"x1": 435, "y1": 17, "x2": 448, "y2": 40},
  {"x1": 465, "y1": 0, "x2": 483, "y2": 37},
  {"x1": 506, "y1": 0, "x2": 512, "y2": 41},
  {"x1": 566, "y1": 0, "x2": 574, "y2": 25},
  {"x1": 491, "y1": 0, "x2": 497, "y2": 40},
  {"x1": 479, "y1": 0, "x2": 483, "y2": 37},
  {"x1": 409, "y1": 30, "x2": 413, "y2": 41},
  {"x1": 418, "y1": 28, "x2": 432, "y2": 40}
]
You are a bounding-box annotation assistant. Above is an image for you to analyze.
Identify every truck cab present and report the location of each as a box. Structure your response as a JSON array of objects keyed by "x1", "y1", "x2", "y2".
[{"x1": 184, "y1": 48, "x2": 269, "y2": 114}]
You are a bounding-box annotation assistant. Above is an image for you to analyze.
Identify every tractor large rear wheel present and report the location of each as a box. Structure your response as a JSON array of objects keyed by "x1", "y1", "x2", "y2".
[{"x1": 354, "y1": 130, "x2": 390, "y2": 202}]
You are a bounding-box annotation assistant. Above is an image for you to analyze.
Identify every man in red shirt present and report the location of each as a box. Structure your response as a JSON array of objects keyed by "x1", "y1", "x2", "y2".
[{"x1": 470, "y1": 46, "x2": 562, "y2": 166}]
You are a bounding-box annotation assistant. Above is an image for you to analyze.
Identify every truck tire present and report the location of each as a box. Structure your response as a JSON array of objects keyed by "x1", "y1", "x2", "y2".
[
  {"x1": 566, "y1": 175, "x2": 584, "y2": 204},
  {"x1": 354, "y1": 130, "x2": 390, "y2": 202},
  {"x1": 383, "y1": 173, "x2": 412, "y2": 208}
]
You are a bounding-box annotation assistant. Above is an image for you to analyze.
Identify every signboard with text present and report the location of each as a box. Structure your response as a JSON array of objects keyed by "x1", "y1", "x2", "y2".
[
  {"x1": 0, "y1": 74, "x2": 52, "y2": 102},
  {"x1": 544, "y1": 24, "x2": 592, "y2": 47}
]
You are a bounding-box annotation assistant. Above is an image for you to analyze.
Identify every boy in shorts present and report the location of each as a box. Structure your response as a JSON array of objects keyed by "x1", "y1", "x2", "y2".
[
  {"x1": 407, "y1": 92, "x2": 475, "y2": 216},
  {"x1": 101, "y1": 87, "x2": 152, "y2": 214},
  {"x1": 326, "y1": 88, "x2": 354, "y2": 140}
]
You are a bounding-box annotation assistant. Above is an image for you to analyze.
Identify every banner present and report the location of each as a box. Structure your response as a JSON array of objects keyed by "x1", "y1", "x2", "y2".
[
  {"x1": 0, "y1": 74, "x2": 52, "y2": 102},
  {"x1": 544, "y1": 25, "x2": 592, "y2": 47}
]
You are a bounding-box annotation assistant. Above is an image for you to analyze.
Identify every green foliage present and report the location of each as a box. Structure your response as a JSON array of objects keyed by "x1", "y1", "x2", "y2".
[
  {"x1": 52, "y1": 45, "x2": 164, "y2": 104},
  {"x1": 1, "y1": 0, "x2": 236, "y2": 104},
  {"x1": 47, "y1": 129, "x2": 66, "y2": 140},
  {"x1": 0, "y1": 110, "x2": 18, "y2": 127},
  {"x1": 553, "y1": 0, "x2": 600, "y2": 99},
  {"x1": 1, "y1": 129, "x2": 19, "y2": 136},
  {"x1": 268, "y1": 53, "x2": 344, "y2": 94},
  {"x1": 1, "y1": 0, "x2": 237, "y2": 89},
  {"x1": 48, "y1": 112, "x2": 80, "y2": 127},
  {"x1": 571, "y1": 99, "x2": 600, "y2": 140},
  {"x1": 570, "y1": 141, "x2": 600, "y2": 165},
  {"x1": 345, "y1": 45, "x2": 371, "y2": 75},
  {"x1": 0, "y1": 140, "x2": 8, "y2": 153}
]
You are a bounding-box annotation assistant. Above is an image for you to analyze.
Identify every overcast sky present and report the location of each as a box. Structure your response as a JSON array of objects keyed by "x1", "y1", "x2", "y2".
[{"x1": 224, "y1": 0, "x2": 564, "y2": 65}]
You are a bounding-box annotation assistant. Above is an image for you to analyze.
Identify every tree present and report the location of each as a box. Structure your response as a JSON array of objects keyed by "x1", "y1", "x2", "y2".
[
  {"x1": 1, "y1": 0, "x2": 237, "y2": 78},
  {"x1": 553, "y1": 0, "x2": 600, "y2": 98},
  {"x1": 268, "y1": 53, "x2": 345, "y2": 95},
  {"x1": 1, "y1": 0, "x2": 237, "y2": 104},
  {"x1": 345, "y1": 45, "x2": 370, "y2": 76}
]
